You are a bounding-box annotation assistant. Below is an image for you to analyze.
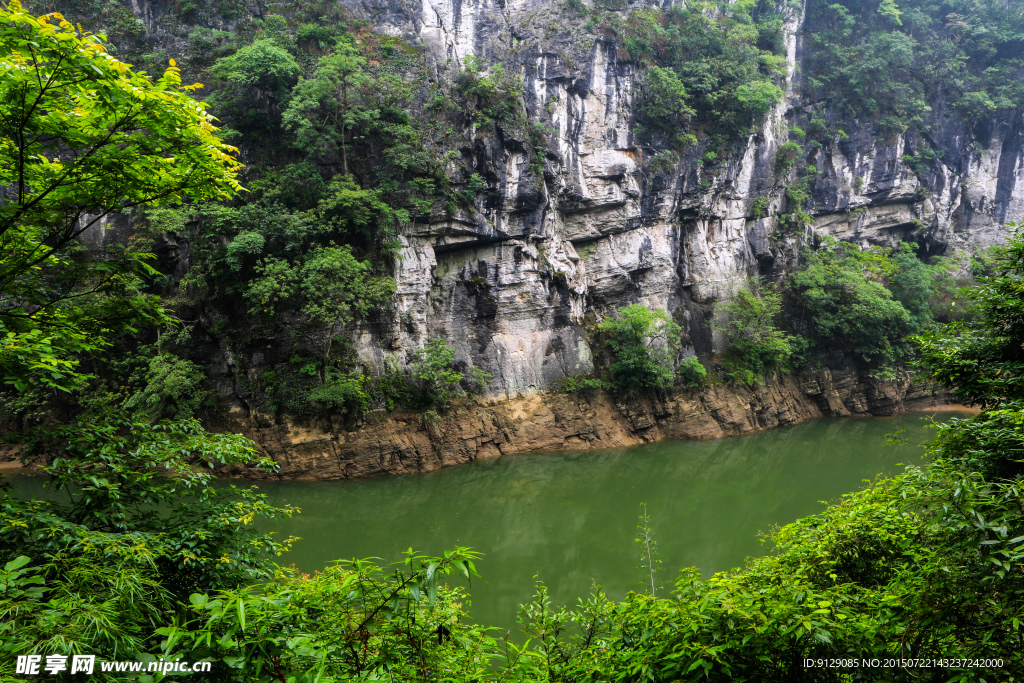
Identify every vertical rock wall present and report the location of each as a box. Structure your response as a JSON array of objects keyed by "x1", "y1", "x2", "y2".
[
  {"x1": 107, "y1": 0, "x2": 1021, "y2": 409},
  {"x1": 326, "y1": 0, "x2": 1021, "y2": 398}
]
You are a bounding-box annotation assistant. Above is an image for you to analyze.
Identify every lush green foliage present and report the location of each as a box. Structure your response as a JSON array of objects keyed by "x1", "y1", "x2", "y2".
[
  {"x1": 0, "y1": 1, "x2": 241, "y2": 393},
  {"x1": 605, "y1": 1, "x2": 786, "y2": 148},
  {"x1": 704, "y1": 239, "x2": 960, "y2": 381},
  {"x1": 1, "y1": 551, "x2": 170, "y2": 677},
  {"x1": 157, "y1": 187, "x2": 399, "y2": 417},
  {"x1": 0, "y1": 411, "x2": 296, "y2": 681},
  {"x1": 773, "y1": 141, "x2": 801, "y2": 174},
  {"x1": 246, "y1": 244, "x2": 395, "y2": 378},
  {"x1": 456, "y1": 56, "x2": 526, "y2": 127},
  {"x1": 2, "y1": 0, "x2": 1022, "y2": 678},
  {"x1": 715, "y1": 280, "x2": 798, "y2": 384},
  {"x1": 207, "y1": 37, "x2": 300, "y2": 137},
  {"x1": 598, "y1": 304, "x2": 683, "y2": 392},
  {"x1": 0, "y1": 15, "x2": 296, "y2": 679},
  {"x1": 155, "y1": 549, "x2": 492, "y2": 682},
  {"x1": 119, "y1": 15, "x2": 498, "y2": 421},
  {"x1": 922, "y1": 404, "x2": 1024, "y2": 481},
  {"x1": 913, "y1": 224, "x2": 1024, "y2": 407},
  {"x1": 785, "y1": 239, "x2": 950, "y2": 369},
  {"x1": 677, "y1": 356, "x2": 708, "y2": 388},
  {"x1": 306, "y1": 370, "x2": 370, "y2": 416},
  {"x1": 803, "y1": 0, "x2": 1024, "y2": 136},
  {"x1": 281, "y1": 29, "x2": 453, "y2": 206},
  {"x1": 2, "y1": 412, "x2": 294, "y2": 595},
  {"x1": 123, "y1": 352, "x2": 210, "y2": 420},
  {"x1": 553, "y1": 374, "x2": 608, "y2": 393}
]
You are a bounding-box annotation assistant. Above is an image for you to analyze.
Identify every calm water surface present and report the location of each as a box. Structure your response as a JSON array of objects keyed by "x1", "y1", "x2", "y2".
[
  {"x1": 2, "y1": 411, "x2": 959, "y2": 630},
  {"x1": 250, "y1": 411, "x2": 958, "y2": 629}
]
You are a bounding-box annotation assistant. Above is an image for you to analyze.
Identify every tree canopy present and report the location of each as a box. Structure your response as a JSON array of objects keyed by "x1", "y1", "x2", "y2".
[
  {"x1": 0, "y1": 0, "x2": 241, "y2": 392},
  {"x1": 599, "y1": 304, "x2": 683, "y2": 391},
  {"x1": 0, "y1": 7, "x2": 290, "y2": 679},
  {"x1": 913, "y1": 224, "x2": 1024, "y2": 407}
]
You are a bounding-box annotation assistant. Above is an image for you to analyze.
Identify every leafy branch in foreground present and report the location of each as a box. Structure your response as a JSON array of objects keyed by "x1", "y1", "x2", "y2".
[
  {"x1": 2, "y1": 408, "x2": 297, "y2": 597},
  {"x1": 0, "y1": 409, "x2": 296, "y2": 681},
  {"x1": 158, "y1": 548, "x2": 490, "y2": 682},
  {"x1": 0, "y1": 0, "x2": 241, "y2": 392}
]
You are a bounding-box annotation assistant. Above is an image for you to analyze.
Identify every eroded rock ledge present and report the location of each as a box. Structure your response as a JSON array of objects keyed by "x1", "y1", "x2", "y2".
[{"x1": 227, "y1": 369, "x2": 955, "y2": 480}]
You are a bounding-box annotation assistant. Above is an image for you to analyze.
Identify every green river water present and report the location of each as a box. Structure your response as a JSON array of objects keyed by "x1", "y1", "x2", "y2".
[
  {"x1": 4, "y1": 410, "x2": 963, "y2": 631},
  {"x1": 251, "y1": 411, "x2": 959, "y2": 630}
]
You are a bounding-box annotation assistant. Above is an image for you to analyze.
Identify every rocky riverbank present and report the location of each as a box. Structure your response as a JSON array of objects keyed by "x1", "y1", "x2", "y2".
[{"x1": 223, "y1": 368, "x2": 958, "y2": 480}]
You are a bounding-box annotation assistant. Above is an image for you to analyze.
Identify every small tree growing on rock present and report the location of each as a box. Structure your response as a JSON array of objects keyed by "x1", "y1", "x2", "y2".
[
  {"x1": 714, "y1": 279, "x2": 798, "y2": 385},
  {"x1": 598, "y1": 304, "x2": 682, "y2": 392},
  {"x1": 412, "y1": 338, "x2": 491, "y2": 412}
]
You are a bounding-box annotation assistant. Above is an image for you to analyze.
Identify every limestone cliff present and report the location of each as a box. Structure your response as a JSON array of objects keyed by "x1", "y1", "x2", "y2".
[
  {"x1": 95, "y1": 0, "x2": 1022, "y2": 400},
  {"x1": 70, "y1": 0, "x2": 1021, "y2": 477},
  {"x1": 326, "y1": 0, "x2": 1021, "y2": 396}
]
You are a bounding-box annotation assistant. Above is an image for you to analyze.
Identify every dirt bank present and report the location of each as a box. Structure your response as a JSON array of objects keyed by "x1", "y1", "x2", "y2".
[{"x1": 224, "y1": 367, "x2": 958, "y2": 480}]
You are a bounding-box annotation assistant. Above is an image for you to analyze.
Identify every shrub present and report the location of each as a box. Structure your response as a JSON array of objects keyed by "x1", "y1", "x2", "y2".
[
  {"x1": 774, "y1": 141, "x2": 801, "y2": 174},
  {"x1": 913, "y1": 224, "x2": 1024, "y2": 408},
  {"x1": 366, "y1": 360, "x2": 415, "y2": 411},
  {"x1": 208, "y1": 38, "x2": 300, "y2": 137},
  {"x1": 553, "y1": 374, "x2": 607, "y2": 393},
  {"x1": 636, "y1": 65, "x2": 694, "y2": 137},
  {"x1": 296, "y1": 23, "x2": 340, "y2": 50},
  {"x1": 786, "y1": 239, "x2": 915, "y2": 368},
  {"x1": 308, "y1": 371, "x2": 370, "y2": 415},
  {"x1": 714, "y1": 281, "x2": 798, "y2": 384},
  {"x1": 598, "y1": 304, "x2": 682, "y2": 392},
  {"x1": 412, "y1": 338, "x2": 491, "y2": 410},
  {"x1": 784, "y1": 176, "x2": 812, "y2": 206},
  {"x1": 751, "y1": 196, "x2": 769, "y2": 219},
  {"x1": 678, "y1": 356, "x2": 707, "y2": 387},
  {"x1": 456, "y1": 57, "x2": 525, "y2": 126},
  {"x1": 806, "y1": 117, "x2": 828, "y2": 137},
  {"x1": 124, "y1": 353, "x2": 210, "y2": 421},
  {"x1": 887, "y1": 243, "x2": 958, "y2": 328}
]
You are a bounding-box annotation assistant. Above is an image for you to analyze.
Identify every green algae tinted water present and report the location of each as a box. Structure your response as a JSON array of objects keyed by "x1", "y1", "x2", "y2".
[
  {"x1": 0, "y1": 411, "x2": 965, "y2": 631},
  {"x1": 251, "y1": 411, "x2": 963, "y2": 630}
]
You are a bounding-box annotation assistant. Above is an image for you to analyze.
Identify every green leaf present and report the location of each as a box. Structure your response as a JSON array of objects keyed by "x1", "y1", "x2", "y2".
[{"x1": 4, "y1": 556, "x2": 31, "y2": 572}]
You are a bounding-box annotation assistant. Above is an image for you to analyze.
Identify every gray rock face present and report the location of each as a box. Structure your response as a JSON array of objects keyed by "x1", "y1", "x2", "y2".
[
  {"x1": 332, "y1": 0, "x2": 1021, "y2": 398},
  {"x1": 122, "y1": 0, "x2": 1022, "y2": 401}
]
